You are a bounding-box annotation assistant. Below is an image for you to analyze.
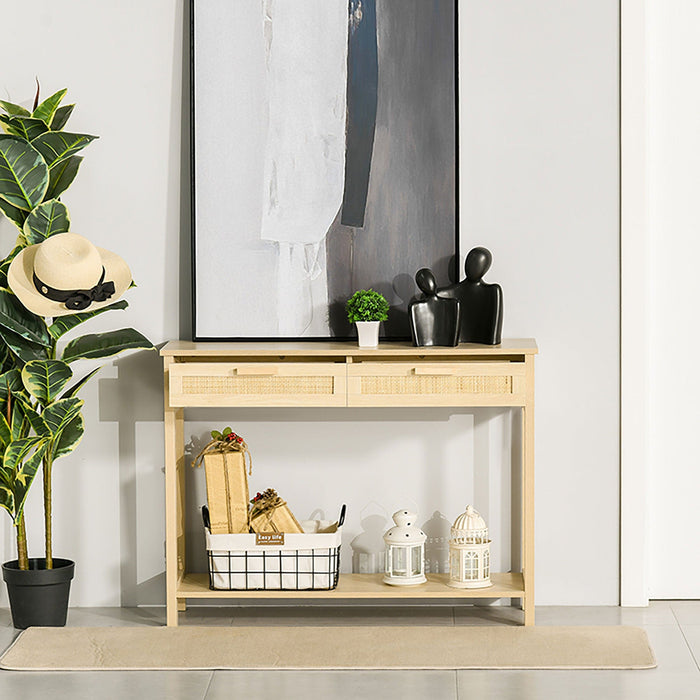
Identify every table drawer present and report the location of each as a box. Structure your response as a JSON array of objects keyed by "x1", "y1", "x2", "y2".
[
  {"x1": 347, "y1": 361, "x2": 526, "y2": 407},
  {"x1": 169, "y1": 362, "x2": 347, "y2": 407}
]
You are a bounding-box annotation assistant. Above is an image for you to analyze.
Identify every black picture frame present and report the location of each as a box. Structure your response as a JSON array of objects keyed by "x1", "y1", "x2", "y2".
[{"x1": 190, "y1": 0, "x2": 459, "y2": 341}]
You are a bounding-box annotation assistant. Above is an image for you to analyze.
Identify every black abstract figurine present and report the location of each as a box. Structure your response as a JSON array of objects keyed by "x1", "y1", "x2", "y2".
[
  {"x1": 409, "y1": 268, "x2": 460, "y2": 347},
  {"x1": 439, "y1": 246, "x2": 503, "y2": 345}
]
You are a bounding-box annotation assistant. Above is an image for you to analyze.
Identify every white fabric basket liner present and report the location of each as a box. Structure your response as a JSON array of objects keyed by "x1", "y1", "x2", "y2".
[{"x1": 205, "y1": 521, "x2": 343, "y2": 590}]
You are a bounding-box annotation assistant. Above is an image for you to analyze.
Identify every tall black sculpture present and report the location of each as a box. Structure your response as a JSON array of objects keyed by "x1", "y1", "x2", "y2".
[
  {"x1": 409, "y1": 268, "x2": 460, "y2": 347},
  {"x1": 439, "y1": 247, "x2": 503, "y2": 345}
]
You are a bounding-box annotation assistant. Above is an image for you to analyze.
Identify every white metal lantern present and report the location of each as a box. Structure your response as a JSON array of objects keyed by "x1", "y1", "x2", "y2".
[
  {"x1": 383, "y1": 510, "x2": 427, "y2": 586},
  {"x1": 448, "y1": 505, "x2": 492, "y2": 589}
]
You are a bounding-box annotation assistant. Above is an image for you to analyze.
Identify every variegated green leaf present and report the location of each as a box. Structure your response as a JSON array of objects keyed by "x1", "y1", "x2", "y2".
[
  {"x1": 10, "y1": 400, "x2": 26, "y2": 440},
  {"x1": 2, "y1": 328, "x2": 50, "y2": 365},
  {"x1": 50, "y1": 104, "x2": 74, "y2": 131},
  {"x1": 22, "y1": 199, "x2": 70, "y2": 244},
  {"x1": 31, "y1": 131, "x2": 97, "y2": 169},
  {"x1": 49, "y1": 300, "x2": 128, "y2": 339},
  {"x1": 0, "y1": 399, "x2": 18, "y2": 439},
  {"x1": 0, "y1": 135, "x2": 49, "y2": 211},
  {"x1": 22, "y1": 359, "x2": 72, "y2": 405},
  {"x1": 0, "y1": 244, "x2": 24, "y2": 288},
  {"x1": 4, "y1": 435, "x2": 45, "y2": 474},
  {"x1": 0, "y1": 198, "x2": 28, "y2": 232},
  {"x1": 0, "y1": 100, "x2": 30, "y2": 117},
  {"x1": 0, "y1": 379, "x2": 19, "y2": 441},
  {"x1": 0, "y1": 459, "x2": 12, "y2": 483},
  {"x1": 17, "y1": 398, "x2": 49, "y2": 438},
  {"x1": 0, "y1": 289, "x2": 52, "y2": 346},
  {"x1": 20, "y1": 118, "x2": 50, "y2": 141},
  {"x1": 0, "y1": 114, "x2": 49, "y2": 141},
  {"x1": 14, "y1": 440, "x2": 47, "y2": 487},
  {"x1": 0, "y1": 485, "x2": 13, "y2": 516},
  {"x1": 0, "y1": 402, "x2": 8, "y2": 430},
  {"x1": 0, "y1": 413, "x2": 11, "y2": 447},
  {"x1": 52, "y1": 411, "x2": 84, "y2": 460},
  {"x1": 45, "y1": 155, "x2": 82, "y2": 200},
  {"x1": 0, "y1": 369, "x2": 23, "y2": 400},
  {"x1": 60, "y1": 367, "x2": 101, "y2": 399},
  {"x1": 42, "y1": 397, "x2": 82, "y2": 439},
  {"x1": 32, "y1": 89, "x2": 67, "y2": 125},
  {"x1": 62, "y1": 329, "x2": 153, "y2": 363},
  {"x1": 11, "y1": 437, "x2": 49, "y2": 522}
]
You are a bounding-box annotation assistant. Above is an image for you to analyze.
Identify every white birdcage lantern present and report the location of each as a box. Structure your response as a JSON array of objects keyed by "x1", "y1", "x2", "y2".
[
  {"x1": 383, "y1": 510, "x2": 427, "y2": 586},
  {"x1": 448, "y1": 505, "x2": 492, "y2": 588}
]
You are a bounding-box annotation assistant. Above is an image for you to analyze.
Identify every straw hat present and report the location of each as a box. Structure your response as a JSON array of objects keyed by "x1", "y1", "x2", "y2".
[{"x1": 8, "y1": 232, "x2": 132, "y2": 317}]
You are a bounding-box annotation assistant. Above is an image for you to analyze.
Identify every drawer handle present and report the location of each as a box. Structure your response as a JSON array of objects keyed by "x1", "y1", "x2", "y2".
[
  {"x1": 234, "y1": 367, "x2": 279, "y2": 376},
  {"x1": 413, "y1": 367, "x2": 457, "y2": 376}
]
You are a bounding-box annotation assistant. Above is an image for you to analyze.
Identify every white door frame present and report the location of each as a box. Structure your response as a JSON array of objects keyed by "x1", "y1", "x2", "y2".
[{"x1": 620, "y1": 0, "x2": 650, "y2": 607}]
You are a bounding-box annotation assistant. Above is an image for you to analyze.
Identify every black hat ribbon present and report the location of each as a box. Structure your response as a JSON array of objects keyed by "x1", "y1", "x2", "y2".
[{"x1": 33, "y1": 267, "x2": 116, "y2": 311}]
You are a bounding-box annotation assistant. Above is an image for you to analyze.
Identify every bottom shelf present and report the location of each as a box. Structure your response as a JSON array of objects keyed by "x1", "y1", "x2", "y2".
[{"x1": 177, "y1": 572, "x2": 525, "y2": 600}]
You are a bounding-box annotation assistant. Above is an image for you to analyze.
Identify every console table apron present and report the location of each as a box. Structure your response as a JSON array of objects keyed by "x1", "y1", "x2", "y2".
[{"x1": 161, "y1": 339, "x2": 538, "y2": 626}]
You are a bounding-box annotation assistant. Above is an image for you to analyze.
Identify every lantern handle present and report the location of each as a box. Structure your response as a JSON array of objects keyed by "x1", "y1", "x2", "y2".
[{"x1": 338, "y1": 504, "x2": 347, "y2": 527}]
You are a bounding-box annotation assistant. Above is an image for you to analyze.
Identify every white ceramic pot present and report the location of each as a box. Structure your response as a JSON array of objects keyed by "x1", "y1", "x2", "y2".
[{"x1": 356, "y1": 321, "x2": 380, "y2": 348}]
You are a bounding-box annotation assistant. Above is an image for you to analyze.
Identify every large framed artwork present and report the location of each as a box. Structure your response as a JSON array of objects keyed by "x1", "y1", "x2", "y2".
[{"x1": 192, "y1": 0, "x2": 458, "y2": 340}]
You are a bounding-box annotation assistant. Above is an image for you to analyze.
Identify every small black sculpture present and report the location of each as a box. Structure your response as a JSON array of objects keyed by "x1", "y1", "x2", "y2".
[
  {"x1": 408, "y1": 268, "x2": 460, "y2": 347},
  {"x1": 438, "y1": 246, "x2": 503, "y2": 345}
]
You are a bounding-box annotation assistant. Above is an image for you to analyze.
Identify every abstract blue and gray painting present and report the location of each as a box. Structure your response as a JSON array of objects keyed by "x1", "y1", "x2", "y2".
[{"x1": 193, "y1": 0, "x2": 456, "y2": 339}]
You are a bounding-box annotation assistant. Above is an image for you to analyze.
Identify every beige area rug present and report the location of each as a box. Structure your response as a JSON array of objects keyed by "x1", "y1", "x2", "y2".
[{"x1": 0, "y1": 626, "x2": 655, "y2": 671}]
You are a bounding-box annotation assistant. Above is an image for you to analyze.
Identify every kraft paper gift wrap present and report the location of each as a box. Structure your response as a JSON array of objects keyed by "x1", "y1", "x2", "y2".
[
  {"x1": 204, "y1": 451, "x2": 250, "y2": 534},
  {"x1": 249, "y1": 489, "x2": 303, "y2": 534}
]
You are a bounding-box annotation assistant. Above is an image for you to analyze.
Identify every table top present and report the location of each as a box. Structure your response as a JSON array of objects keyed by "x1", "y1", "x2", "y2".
[{"x1": 160, "y1": 339, "x2": 538, "y2": 358}]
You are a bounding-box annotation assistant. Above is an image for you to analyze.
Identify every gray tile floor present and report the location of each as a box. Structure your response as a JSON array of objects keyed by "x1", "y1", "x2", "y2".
[{"x1": 0, "y1": 601, "x2": 698, "y2": 699}]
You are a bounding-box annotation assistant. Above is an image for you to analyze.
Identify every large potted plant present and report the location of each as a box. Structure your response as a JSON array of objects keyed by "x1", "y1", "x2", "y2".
[
  {"x1": 0, "y1": 86, "x2": 153, "y2": 629},
  {"x1": 346, "y1": 289, "x2": 389, "y2": 348}
]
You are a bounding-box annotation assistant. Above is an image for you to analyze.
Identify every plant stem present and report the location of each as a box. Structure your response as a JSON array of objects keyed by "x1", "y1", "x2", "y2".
[
  {"x1": 16, "y1": 513, "x2": 29, "y2": 570},
  {"x1": 43, "y1": 455, "x2": 52, "y2": 569},
  {"x1": 44, "y1": 336, "x2": 57, "y2": 569},
  {"x1": 7, "y1": 391, "x2": 28, "y2": 569}
]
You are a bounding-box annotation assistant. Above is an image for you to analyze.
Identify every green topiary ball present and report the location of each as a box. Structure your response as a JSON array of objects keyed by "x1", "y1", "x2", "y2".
[{"x1": 346, "y1": 289, "x2": 389, "y2": 323}]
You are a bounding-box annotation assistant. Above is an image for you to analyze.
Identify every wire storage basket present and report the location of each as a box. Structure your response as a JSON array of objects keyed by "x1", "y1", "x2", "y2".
[{"x1": 205, "y1": 505, "x2": 345, "y2": 591}]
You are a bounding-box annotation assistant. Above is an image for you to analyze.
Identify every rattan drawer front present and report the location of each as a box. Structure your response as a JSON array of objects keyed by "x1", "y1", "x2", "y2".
[
  {"x1": 169, "y1": 363, "x2": 346, "y2": 407},
  {"x1": 347, "y1": 362, "x2": 527, "y2": 407}
]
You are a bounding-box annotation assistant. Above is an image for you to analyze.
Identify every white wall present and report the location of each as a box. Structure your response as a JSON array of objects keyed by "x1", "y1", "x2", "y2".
[
  {"x1": 647, "y1": 0, "x2": 700, "y2": 598},
  {"x1": 459, "y1": 1, "x2": 620, "y2": 604},
  {"x1": 0, "y1": 0, "x2": 619, "y2": 607},
  {"x1": 0, "y1": 0, "x2": 185, "y2": 606}
]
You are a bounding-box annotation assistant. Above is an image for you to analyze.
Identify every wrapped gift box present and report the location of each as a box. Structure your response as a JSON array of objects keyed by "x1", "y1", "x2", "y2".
[
  {"x1": 204, "y1": 451, "x2": 249, "y2": 534},
  {"x1": 249, "y1": 488, "x2": 304, "y2": 534}
]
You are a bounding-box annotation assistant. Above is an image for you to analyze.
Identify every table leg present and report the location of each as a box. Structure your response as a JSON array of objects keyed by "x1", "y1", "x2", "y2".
[
  {"x1": 522, "y1": 356, "x2": 535, "y2": 625},
  {"x1": 164, "y1": 358, "x2": 185, "y2": 626}
]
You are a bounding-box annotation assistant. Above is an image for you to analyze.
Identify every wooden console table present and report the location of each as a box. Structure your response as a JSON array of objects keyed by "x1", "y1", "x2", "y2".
[{"x1": 161, "y1": 339, "x2": 538, "y2": 626}]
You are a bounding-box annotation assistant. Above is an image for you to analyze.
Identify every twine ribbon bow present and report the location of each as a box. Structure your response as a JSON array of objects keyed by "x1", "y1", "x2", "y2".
[
  {"x1": 192, "y1": 431, "x2": 253, "y2": 475},
  {"x1": 249, "y1": 489, "x2": 287, "y2": 533}
]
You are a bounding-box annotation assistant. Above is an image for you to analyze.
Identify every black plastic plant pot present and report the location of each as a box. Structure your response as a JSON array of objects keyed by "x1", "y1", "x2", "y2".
[{"x1": 2, "y1": 558, "x2": 75, "y2": 630}]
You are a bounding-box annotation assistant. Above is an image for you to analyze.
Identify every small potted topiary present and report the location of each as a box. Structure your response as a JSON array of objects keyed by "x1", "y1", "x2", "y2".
[{"x1": 346, "y1": 289, "x2": 389, "y2": 348}]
